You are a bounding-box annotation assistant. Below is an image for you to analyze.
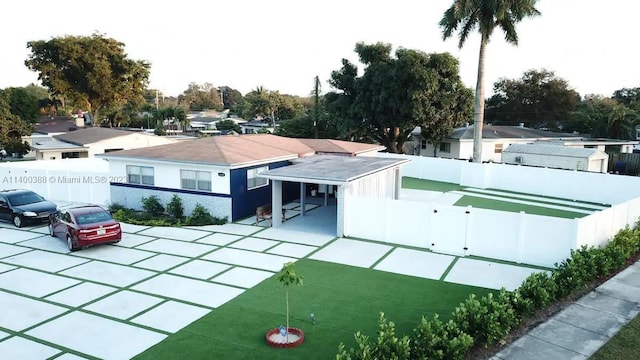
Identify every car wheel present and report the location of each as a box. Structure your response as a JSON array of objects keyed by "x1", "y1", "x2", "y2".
[
  {"x1": 12, "y1": 215, "x2": 23, "y2": 228},
  {"x1": 66, "y1": 235, "x2": 77, "y2": 252}
]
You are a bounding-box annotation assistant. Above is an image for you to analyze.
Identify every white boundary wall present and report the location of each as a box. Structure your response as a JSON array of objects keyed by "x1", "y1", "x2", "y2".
[
  {"x1": 0, "y1": 158, "x2": 111, "y2": 205},
  {"x1": 346, "y1": 154, "x2": 640, "y2": 267}
]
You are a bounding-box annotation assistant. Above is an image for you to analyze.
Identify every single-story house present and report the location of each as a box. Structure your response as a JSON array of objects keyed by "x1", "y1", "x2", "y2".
[
  {"x1": 502, "y1": 143, "x2": 609, "y2": 173},
  {"x1": 411, "y1": 124, "x2": 638, "y2": 162},
  {"x1": 31, "y1": 127, "x2": 183, "y2": 160},
  {"x1": 97, "y1": 134, "x2": 404, "y2": 231}
]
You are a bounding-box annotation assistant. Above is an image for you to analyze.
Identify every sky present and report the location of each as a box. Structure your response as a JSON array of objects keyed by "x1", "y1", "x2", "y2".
[{"x1": 1, "y1": 0, "x2": 638, "y2": 99}]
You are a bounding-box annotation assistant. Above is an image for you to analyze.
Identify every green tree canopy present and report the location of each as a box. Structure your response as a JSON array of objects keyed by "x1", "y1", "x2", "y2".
[
  {"x1": 25, "y1": 33, "x2": 150, "y2": 125},
  {"x1": 215, "y1": 119, "x2": 241, "y2": 133},
  {"x1": 6, "y1": 87, "x2": 40, "y2": 124},
  {"x1": 325, "y1": 42, "x2": 472, "y2": 153},
  {"x1": 219, "y1": 86, "x2": 243, "y2": 110},
  {"x1": 485, "y1": 69, "x2": 580, "y2": 130},
  {"x1": 178, "y1": 82, "x2": 223, "y2": 111},
  {"x1": 0, "y1": 89, "x2": 34, "y2": 155},
  {"x1": 440, "y1": 0, "x2": 540, "y2": 162},
  {"x1": 566, "y1": 95, "x2": 638, "y2": 139}
]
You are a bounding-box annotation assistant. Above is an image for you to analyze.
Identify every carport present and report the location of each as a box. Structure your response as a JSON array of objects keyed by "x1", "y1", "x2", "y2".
[{"x1": 258, "y1": 155, "x2": 410, "y2": 237}]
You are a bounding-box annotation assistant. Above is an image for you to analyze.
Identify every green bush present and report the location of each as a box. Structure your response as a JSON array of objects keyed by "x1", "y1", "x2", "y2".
[
  {"x1": 336, "y1": 313, "x2": 410, "y2": 360},
  {"x1": 411, "y1": 314, "x2": 473, "y2": 360},
  {"x1": 451, "y1": 291, "x2": 517, "y2": 346},
  {"x1": 141, "y1": 195, "x2": 165, "y2": 215},
  {"x1": 335, "y1": 220, "x2": 640, "y2": 358},
  {"x1": 108, "y1": 203, "x2": 126, "y2": 213},
  {"x1": 183, "y1": 203, "x2": 226, "y2": 226},
  {"x1": 166, "y1": 194, "x2": 184, "y2": 219}
]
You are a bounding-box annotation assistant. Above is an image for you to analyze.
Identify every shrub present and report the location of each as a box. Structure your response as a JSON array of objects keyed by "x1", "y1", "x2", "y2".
[
  {"x1": 517, "y1": 272, "x2": 557, "y2": 315},
  {"x1": 450, "y1": 291, "x2": 517, "y2": 346},
  {"x1": 186, "y1": 203, "x2": 214, "y2": 226},
  {"x1": 141, "y1": 195, "x2": 165, "y2": 215},
  {"x1": 108, "y1": 203, "x2": 126, "y2": 213},
  {"x1": 166, "y1": 194, "x2": 184, "y2": 219},
  {"x1": 411, "y1": 314, "x2": 473, "y2": 360},
  {"x1": 336, "y1": 313, "x2": 410, "y2": 360}
]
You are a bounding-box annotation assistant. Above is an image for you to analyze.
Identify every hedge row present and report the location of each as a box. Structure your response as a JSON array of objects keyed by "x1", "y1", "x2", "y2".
[{"x1": 336, "y1": 220, "x2": 640, "y2": 360}]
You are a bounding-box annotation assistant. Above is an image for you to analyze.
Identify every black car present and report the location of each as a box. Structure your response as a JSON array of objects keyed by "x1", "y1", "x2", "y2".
[{"x1": 0, "y1": 189, "x2": 58, "y2": 227}]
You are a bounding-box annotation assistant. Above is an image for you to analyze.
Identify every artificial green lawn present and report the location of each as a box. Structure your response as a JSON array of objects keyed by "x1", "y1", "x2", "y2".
[
  {"x1": 134, "y1": 259, "x2": 491, "y2": 360},
  {"x1": 454, "y1": 196, "x2": 588, "y2": 219},
  {"x1": 590, "y1": 313, "x2": 640, "y2": 360},
  {"x1": 402, "y1": 177, "x2": 464, "y2": 192}
]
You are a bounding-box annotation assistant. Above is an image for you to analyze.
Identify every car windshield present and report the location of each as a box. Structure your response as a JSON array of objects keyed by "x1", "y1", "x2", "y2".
[
  {"x1": 7, "y1": 192, "x2": 45, "y2": 206},
  {"x1": 75, "y1": 210, "x2": 113, "y2": 225}
]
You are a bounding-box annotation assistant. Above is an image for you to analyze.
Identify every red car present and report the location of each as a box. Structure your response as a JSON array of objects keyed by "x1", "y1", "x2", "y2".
[{"x1": 49, "y1": 206, "x2": 121, "y2": 251}]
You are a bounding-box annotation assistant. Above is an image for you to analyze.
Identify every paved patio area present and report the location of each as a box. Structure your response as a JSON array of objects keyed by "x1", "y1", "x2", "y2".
[{"x1": 0, "y1": 202, "x2": 544, "y2": 359}]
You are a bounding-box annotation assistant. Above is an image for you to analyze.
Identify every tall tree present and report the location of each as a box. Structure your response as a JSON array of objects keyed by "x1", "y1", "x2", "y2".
[
  {"x1": 6, "y1": 87, "x2": 40, "y2": 124},
  {"x1": 0, "y1": 89, "x2": 34, "y2": 155},
  {"x1": 326, "y1": 42, "x2": 472, "y2": 153},
  {"x1": 485, "y1": 69, "x2": 580, "y2": 130},
  {"x1": 25, "y1": 33, "x2": 150, "y2": 125},
  {"x1": 178, "y1": 82, "x2": 223, "y2": 111},
  {"x1": 440, "y1": 0, "x2": 540, "y2": 162},
  {"x1": 218, "y1": 86, "x2": 243, "y2": 110}
]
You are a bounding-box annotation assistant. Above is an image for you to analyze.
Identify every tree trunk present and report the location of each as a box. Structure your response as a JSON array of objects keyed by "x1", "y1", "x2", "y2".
[
  {"x1": 472, "y1": 38, "x2": 487, "y2": 163},
  {"x1": 285, "y1": 289, "x2": 289, "y2": 342}
]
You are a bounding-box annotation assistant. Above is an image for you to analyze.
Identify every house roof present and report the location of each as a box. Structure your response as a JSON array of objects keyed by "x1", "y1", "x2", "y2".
[
  {"x1": 97, "y1": 134, "x2": 385, "y2": 168},
  {"x1": 35, "y1": 116, "x2": 80, "y2": 135},
  {"x1": 503, "y1": 143, "x2": 606, "y2": 158},
  {"x1": 53, "y1": 127, "x2": 137, "y2": 145},
  {"x1": 450, "y1": 125, "x2": 579, "y2": 140},
  {"x1": 259, "y1": 155, "x2": 410, "y2": 185},
  {"x1": 29, "y1": 137, "x2": 86, "y2": 151}
]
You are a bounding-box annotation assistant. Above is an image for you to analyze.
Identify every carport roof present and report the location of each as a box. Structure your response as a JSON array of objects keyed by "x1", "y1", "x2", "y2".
[{"x1": 258, "y1": 155, "x2": 410, "y2": 185}]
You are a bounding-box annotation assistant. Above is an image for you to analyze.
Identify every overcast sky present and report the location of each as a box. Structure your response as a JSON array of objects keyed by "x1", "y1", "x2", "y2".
[{"x1": 1, "y1": 0, "x2": 638, "y2": 99}]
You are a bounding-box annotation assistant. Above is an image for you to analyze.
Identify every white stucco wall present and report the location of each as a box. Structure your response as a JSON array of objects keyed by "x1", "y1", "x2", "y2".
[
  {"x1": 87, "y1": 134, "x2": 179, "y2": 157},
  {"x1": 107, "y1": 159, "x2": 231, "y2": 195}
]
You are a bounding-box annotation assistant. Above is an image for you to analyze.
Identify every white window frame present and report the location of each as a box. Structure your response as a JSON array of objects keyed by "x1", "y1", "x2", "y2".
[
  {"x1": 180, "y1": 170, "x2": 212, "y2": 191},
  {"x1": 247, "y1": 166, "x2": 269, "y2": 190},
  {"x1": 127, "y1": 165, "x2": 154, "y2": 185}
]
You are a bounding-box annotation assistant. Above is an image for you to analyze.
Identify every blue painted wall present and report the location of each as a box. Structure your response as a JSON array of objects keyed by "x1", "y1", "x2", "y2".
[{"x1": 230, "y1": 161, "x2": 299, "y2": 221}]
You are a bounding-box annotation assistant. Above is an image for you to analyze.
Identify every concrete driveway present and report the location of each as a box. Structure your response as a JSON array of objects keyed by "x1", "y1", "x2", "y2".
[{"x1": 0, "y1": 202, "x2": 543, "y2": 359}]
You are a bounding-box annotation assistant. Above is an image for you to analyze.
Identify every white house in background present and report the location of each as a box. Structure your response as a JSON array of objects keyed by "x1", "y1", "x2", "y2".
[
  {"x1": 411, "y1": 124, "x2": 639, "y2": 162},
  {"x1": 502, "y1": 143, "x2": 609, "y2": 173},
  {"x1": 32, "y1": 127, "x2": 183, "y2": 160}
]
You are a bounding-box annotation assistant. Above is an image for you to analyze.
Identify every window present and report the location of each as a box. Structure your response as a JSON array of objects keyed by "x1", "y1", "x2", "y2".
[
  {"x1": 439, "y1": 142, "x2": 451, "y2": 153},
  {"x1": 180, "y1": 170, "x2": 212, "y2": 191},
  {"x1": 127, "y1": 165, "x2": 154, "y2": 185},
  {"x1": 421, "y1": 139, "x2": 427, "y2": 150},
  {"x1": 247, "y1": 166, "x2": 268, "y2": 190},
  {"x1": 494, "y1": 143, "x2": 503, "y2": 154}
]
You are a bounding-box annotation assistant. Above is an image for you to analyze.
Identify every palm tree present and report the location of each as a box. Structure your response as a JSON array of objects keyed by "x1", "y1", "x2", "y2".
[{"x1": 440, "y1": 0, "x2": 540, "y2": 162}]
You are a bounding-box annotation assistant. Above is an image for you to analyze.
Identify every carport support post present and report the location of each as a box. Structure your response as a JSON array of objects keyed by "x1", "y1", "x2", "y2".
[
  {"x1": 272, "y1": 180, "x2": 283, "y2": 227},
  {"x1": 299, "y1": 182, "x2": 306, "y2": 216}
]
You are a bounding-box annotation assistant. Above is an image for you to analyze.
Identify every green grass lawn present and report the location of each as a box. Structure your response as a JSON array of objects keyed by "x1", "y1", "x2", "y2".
[
  {"x1": 590, "y1": 314, "x2": 640, "y2": 360},
  {"x1": 454, "y1": 196, "x2": 588, "y2": 219},
  {"x1": 402, "y1": 177, "x2": 464, "y2": 192},
  {"x1": 133, "y1": 259, "x2": 491, "y2": 360}
]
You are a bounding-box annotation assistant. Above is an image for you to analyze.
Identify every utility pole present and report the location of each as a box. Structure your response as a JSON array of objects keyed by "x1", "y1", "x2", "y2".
[{"x1": 313, "y1": 76, "x2": 320, "y2": 139}]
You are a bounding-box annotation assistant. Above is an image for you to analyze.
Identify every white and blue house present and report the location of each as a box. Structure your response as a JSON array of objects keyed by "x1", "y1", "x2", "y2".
[{"x1": 97, "y1": 134, "x2": 388, "y2": 223}]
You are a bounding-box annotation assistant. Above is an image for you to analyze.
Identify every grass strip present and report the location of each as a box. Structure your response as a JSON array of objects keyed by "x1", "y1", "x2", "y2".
[{"x1": 454, "y1": 196, "x2": 588, "y2": 219}]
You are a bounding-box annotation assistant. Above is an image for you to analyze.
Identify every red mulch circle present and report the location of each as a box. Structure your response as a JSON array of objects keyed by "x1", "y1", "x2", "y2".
[{"x1": 265, "y1": 327, "x2": 305, "y2": 348}]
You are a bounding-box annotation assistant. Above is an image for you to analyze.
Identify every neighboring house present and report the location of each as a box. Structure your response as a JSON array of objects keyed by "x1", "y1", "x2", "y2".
[
  {"x1": 502, "y1": 143, "x2": 609, "y2": 173},
  {"x1": 240, "y1": 120, "x2": 274, "y2": 134},
  {"x1": 411, "y1": 124, "x2": 638, "y2": 162},
  {"x1": 97, "y1": 134, "x2": 387, "y2": 223},
  {"x1": 33, "y1": 127, "x2": 182, "y2": 160}
]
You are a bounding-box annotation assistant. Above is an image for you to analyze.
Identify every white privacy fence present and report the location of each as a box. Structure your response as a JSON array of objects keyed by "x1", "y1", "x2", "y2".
[
  {"x1": 347, "y1": 154, "x2": 640, "y2": 268},
  {"x1": 0, "y1": 158, "x2": 111, "y2": 205}
]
